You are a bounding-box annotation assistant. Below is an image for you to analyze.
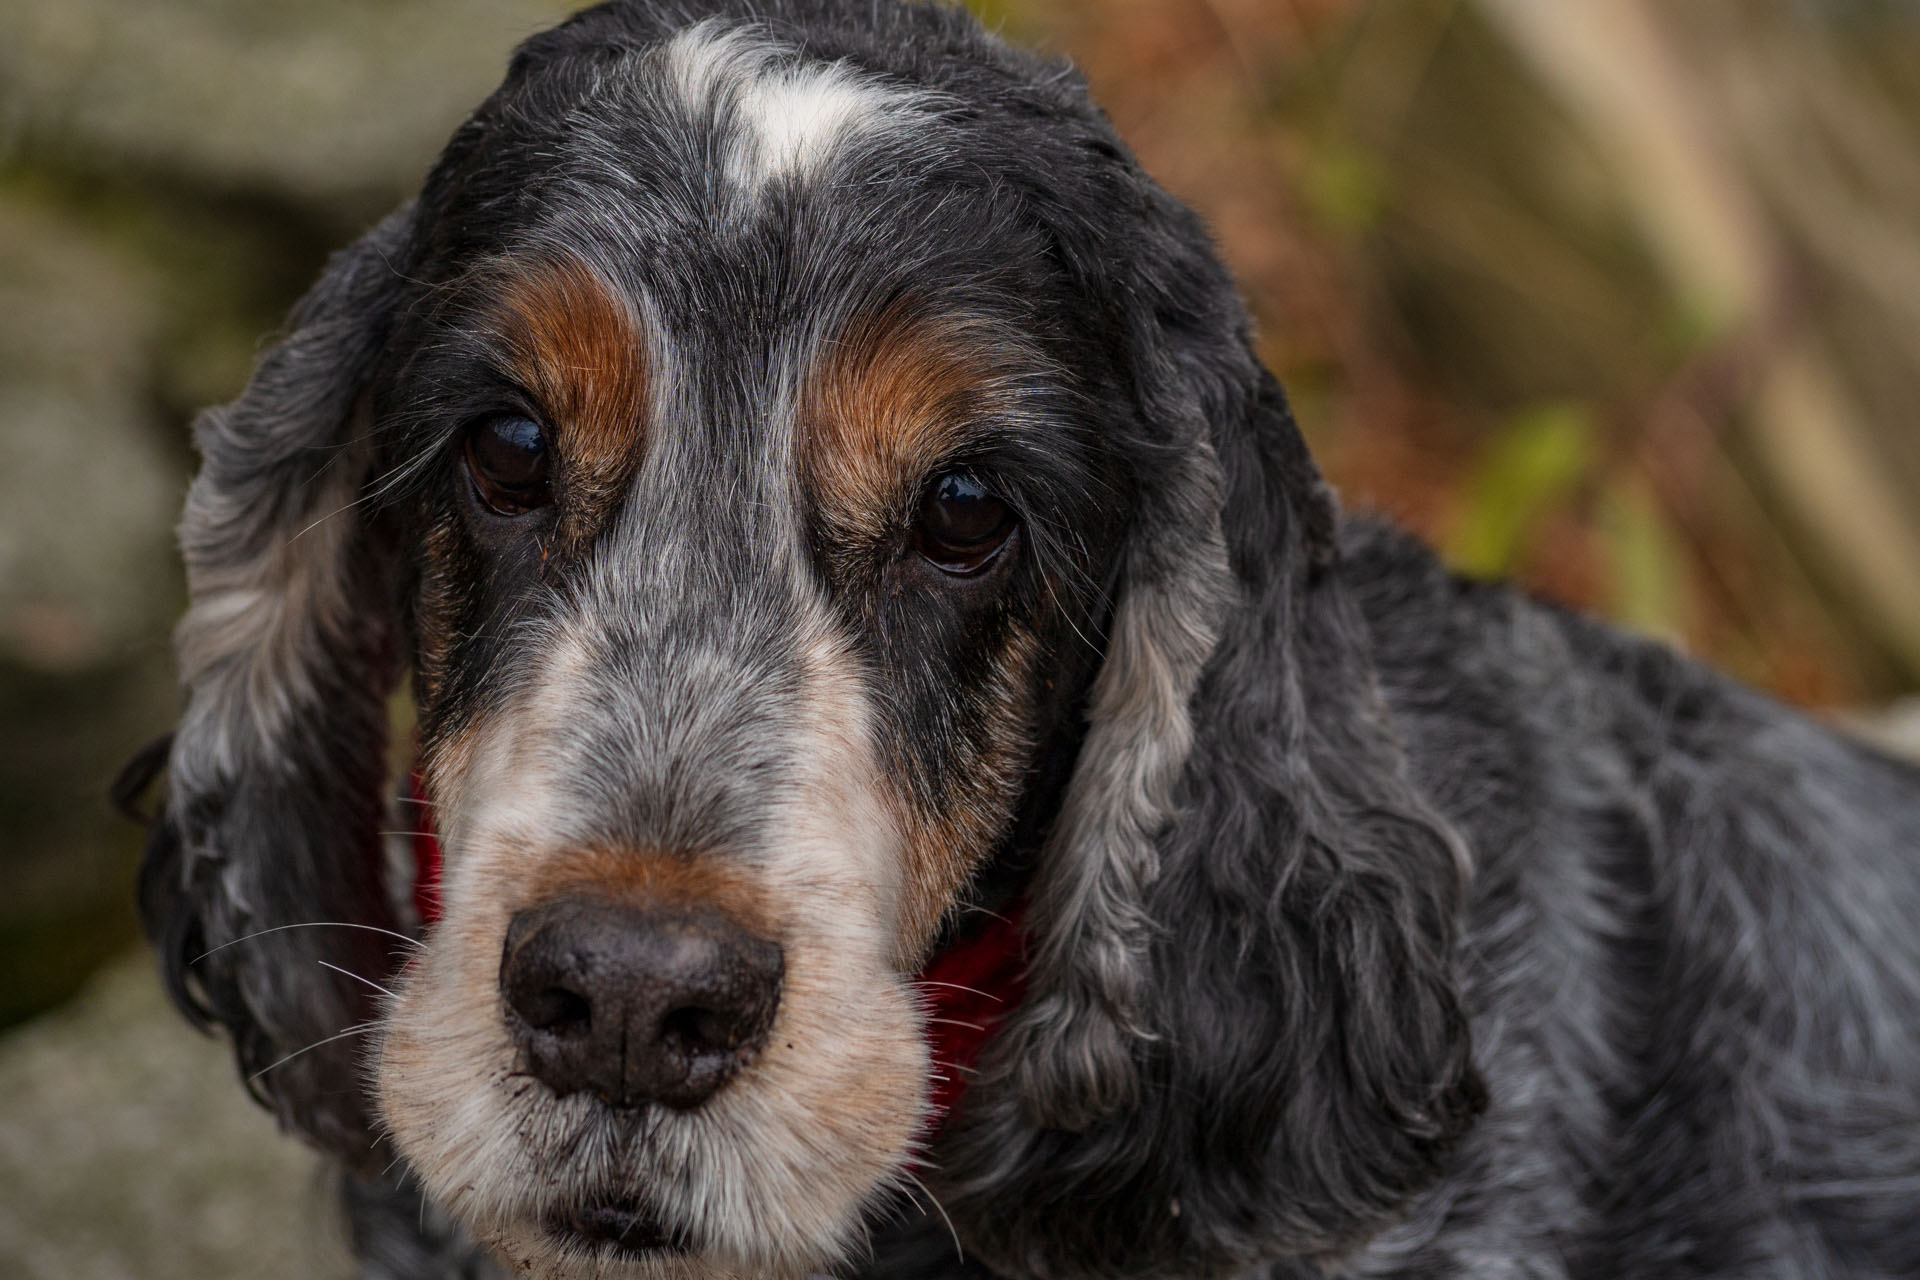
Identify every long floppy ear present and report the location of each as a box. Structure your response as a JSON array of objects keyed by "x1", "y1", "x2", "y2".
[
  {"x1": 137, "y1": 208, "x2": 416, "y2": 1163},
  {"x1": 936, "y1": 87, "x2": 1484, "y2": 1277}
]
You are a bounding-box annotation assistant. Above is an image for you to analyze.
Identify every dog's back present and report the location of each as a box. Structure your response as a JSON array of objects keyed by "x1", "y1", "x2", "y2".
[{"x1": 1346, "y1": 519, "x2": 1920, "y2": 1276}]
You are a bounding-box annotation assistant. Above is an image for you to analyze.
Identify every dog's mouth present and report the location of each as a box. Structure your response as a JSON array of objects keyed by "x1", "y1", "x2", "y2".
[{"x1": 549, "y1": 1197, "x2": 690, "y2": 1259}]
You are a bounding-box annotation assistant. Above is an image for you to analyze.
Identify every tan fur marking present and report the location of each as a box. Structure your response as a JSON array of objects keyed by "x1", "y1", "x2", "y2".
[
  {"x1": 519, "y1": 847, "x2": 776, "y2": 938},
  {"x1": 800, "y1": 308, "x2": 1005, "y2": 543},
  {"x1": 890, "y1": 624, "x2": 1042, "y2": 955},
  {"x1": 409, "y1": 507, "x2": 472, "y2": 715},
  {"x1": 492, "y1": 258, "x2": 649, "y2": 520},
  {"x1": 801, "y1": 309, "x2": 1049, "y2": 955}
]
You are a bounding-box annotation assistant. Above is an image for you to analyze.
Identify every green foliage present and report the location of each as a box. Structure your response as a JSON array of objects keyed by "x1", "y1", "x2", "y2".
[
  {"x1": 1445, "y1": 403, "x2": 1687, "y2": 641},
  {"x1": 961, "y1": 0, "x2": 1027, "y2": 37},
  {"x1": 1444, "y1": 402, "x2": 1597, "y2": 578},
  {"x1": 1302, "y1": 140, "x2": 1390, "y2": 235},
  {"x1": 1598, "y1": 473, "x2": 1686, "y2": 640}
]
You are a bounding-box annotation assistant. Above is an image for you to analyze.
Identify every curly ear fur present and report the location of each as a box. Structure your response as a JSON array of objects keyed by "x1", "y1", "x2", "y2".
[
  {"x1": 934, "y1": 67, "x2": 1485, "y2": 1278},
  {"x1": 138, "y1": 208, "x2": 416, "y2": 1162}
]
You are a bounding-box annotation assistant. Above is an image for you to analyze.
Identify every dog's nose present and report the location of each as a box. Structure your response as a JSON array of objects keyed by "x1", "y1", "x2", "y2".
[{"x1": 500, "y1": 897, "x2": 783, "y2": 1110}]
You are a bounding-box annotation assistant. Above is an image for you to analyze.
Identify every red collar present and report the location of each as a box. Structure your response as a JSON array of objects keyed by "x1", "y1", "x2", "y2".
[{"x1": 404, "y1": 777, "x2": 1024, "y2": 1133}]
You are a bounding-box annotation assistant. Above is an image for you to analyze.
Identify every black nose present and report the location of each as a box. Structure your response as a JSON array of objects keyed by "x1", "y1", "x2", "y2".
[{"x1": 500, "y1": 898, "x2": 783, "y2": 1110}]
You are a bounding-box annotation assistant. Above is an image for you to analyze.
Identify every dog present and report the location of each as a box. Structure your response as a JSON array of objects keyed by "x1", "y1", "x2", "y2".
[{"x1": 123, "y1": 1, "x2": 1920, "y2": 1276}]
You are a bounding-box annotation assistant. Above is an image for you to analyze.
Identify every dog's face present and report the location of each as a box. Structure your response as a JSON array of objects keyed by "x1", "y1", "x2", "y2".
[
  {"x1": 142, "y1": 4, "x2": 1484, "y2": 1278},
  {"x1": 370, "y1": 19, "x2": 1118, "y2": 1273}
]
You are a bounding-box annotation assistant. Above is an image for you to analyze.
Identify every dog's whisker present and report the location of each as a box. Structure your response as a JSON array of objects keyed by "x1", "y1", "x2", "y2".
[
  {"x1": 923, "y1": 1017, "x2": 985, "y2": 1032},
  {"x1": 289, "y1": 496, "x2": 371, "y2": 544},
  {"x1": 247, "y1": 1022, "x2": 378, "y2": 1083},
  {"x1": 193, "y1": 921, "x2": 424, "y2": 963},
  {"x1": 894, "y1": 1178, "x2": 929, "y2": 1216},
  {"x1": 915, "y1": 979, "x2": 1001, "y2": 1001},
  {"x1": 318, "y1": 959, "x2": 400, "y2": 1000},
  {"x1": 900, "y1": 1169, "x2": 964, "y2": 1265}
]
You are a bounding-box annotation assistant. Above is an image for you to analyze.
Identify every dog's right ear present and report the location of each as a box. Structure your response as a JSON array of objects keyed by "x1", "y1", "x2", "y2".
[{"x1": 136, "y1": 207, "x2": 417, "y2": 1163}]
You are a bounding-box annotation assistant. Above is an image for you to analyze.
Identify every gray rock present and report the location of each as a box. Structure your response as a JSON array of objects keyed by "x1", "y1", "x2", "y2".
[
  {"x1": 0, "y1": 951, "x2": 355, "y2": 1280},
  {"x1": 1, "y1": 0, "x2": 577, "y2": 219},
  {"x1": 0, "y1": 196, "x2": 177, "y2": 669}
]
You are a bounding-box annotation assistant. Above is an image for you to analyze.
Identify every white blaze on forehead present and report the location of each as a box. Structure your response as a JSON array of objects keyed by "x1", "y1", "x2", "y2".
[{"x1": 662, "y1": 20, "x2": 923, "y2": 195}]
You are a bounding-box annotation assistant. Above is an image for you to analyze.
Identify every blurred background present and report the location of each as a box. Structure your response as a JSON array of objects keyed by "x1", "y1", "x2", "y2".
[{"x1": 2, "y1": 0, "x2": 1918, "y2": 1274}]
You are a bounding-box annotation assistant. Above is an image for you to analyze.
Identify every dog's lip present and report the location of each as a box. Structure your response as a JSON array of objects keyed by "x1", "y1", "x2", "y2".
[{"x1": 551, "y1": 1197, "x2": 689, "y2": 1258}]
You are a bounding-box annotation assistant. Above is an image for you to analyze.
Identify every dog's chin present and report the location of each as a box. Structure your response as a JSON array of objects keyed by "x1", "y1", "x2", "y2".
[
  {"x1": 551, "y1": 1196, "x2": 690, "y2": 1259},
  {"x1": 485, "y1": 1200, "x2": 727, "y2": 1280},
  {"x1": 472, "y1": 1175, "x2": 863, "y2": 1280}
]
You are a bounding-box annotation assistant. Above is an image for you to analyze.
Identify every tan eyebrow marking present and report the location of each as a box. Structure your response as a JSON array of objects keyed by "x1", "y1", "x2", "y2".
[
  {"x1": 798, "y1": 306, "x2": 1010, "y2": 544},
  {"x1": 490, "y1": 256, "x2": 651, "y2": 521}
]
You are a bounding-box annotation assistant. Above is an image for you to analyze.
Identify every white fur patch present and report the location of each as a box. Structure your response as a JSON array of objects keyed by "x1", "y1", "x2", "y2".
[{"x1": 662, "y1": 21, "x2": 920, "y2": 198}]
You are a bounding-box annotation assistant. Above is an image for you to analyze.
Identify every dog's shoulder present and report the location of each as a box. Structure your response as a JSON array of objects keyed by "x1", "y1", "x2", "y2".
[
  {"x1": 1336, "y1": 514, "x2": 1920, "y2": 1276},
  {"x1": 1340, "y1": 512, "x2": 1920, "y2": 824},
  {"x1": 1338, "y1": 509, "x2": 1920, "y2": 1034}
]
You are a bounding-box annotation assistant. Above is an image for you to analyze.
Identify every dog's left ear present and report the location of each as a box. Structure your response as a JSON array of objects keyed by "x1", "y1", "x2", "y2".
[
  {"x1": 937, "y1": 84, "x2": 1484, "y2": 1277},
  {"x1": 133, "y1": 207, "x2": 417, "y2": 1164}
]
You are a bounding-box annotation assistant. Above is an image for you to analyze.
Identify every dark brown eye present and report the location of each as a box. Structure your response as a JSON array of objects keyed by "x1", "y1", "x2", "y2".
[
  {"x1": 913, "y1": 471, "x2": 1015, "y2": 575},
  {"x1": 464, "y1": 415, "x2": 551, "y2": 515}
]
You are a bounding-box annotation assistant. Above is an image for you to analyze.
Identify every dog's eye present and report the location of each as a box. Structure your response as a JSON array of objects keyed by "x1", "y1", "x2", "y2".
[
  {"x1": 464, "y1": 415, "x2": 552, "y2": 515},
  {"x1": 913, "y1": 471, "x2": 1015, "y2": 575}
]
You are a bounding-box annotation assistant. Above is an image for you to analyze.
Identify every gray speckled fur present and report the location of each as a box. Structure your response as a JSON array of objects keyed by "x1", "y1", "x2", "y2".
[{"x1": 1330, "y1": 526, "x2": 1920, "y2": 1279}]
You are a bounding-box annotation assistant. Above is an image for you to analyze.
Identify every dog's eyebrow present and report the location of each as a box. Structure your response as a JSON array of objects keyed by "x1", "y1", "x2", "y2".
[
  {"x1": 798, "y1": 304, "x2": 1057, "y2": 540},
  {"x1": 368, "y1": 254, "x2": 653, "y2": 525},
  {"x1": 484, "y1": 256, "x2": 651, "y2": 482}
]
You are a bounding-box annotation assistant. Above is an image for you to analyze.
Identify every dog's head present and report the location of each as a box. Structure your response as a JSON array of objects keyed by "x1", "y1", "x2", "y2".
[{"x1": 134, "y1": 2, "x2": 1483, "y2": 1275}]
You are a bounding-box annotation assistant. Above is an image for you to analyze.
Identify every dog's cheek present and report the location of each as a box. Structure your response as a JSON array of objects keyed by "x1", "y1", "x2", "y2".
[
  {"x1": 680, "y1": 933, "x2": 928, "y2": 1268},
  {"x1": 372, "y1": 860, "x2": 531, "y2": 1233},
  {"x1": 374, "y1": 710, "x2": 569, "y2": 1236},
  {"x1": 889, "y1": 619, "x2": 1044, "y2": 949}
]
